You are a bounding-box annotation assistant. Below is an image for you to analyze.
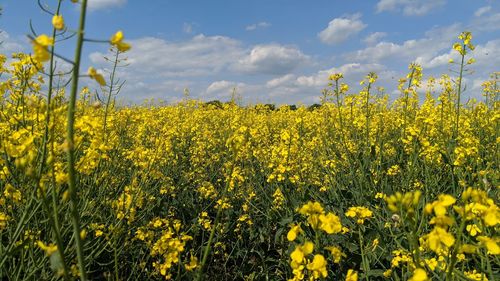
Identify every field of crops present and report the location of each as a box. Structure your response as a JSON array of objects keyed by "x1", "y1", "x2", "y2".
[{"x1": 1, "y1": 1, "x2": 499, "y2": 281}]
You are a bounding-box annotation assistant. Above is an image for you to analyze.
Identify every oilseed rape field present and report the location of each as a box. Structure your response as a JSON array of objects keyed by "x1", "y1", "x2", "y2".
[{"x1": 0, "y1": 1, "x2": 499, "y2": 281}]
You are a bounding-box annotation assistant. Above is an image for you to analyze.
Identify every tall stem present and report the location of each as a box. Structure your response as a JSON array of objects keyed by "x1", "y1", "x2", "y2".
[
  {"x1": 67, "y1": 0, "x2": 89, "y2": 279},
  {"x1": 103, "y1": 48, "x2": 120, "y2": 136},
  {"x1": 454, "y1": 45, "x2": 465, "y2": 139},
  {"x1": 38, "y1": 0, "x2": 70, "y2": 278}
]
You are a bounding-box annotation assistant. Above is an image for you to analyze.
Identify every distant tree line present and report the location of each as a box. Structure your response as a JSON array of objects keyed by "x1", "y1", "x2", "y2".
[{"x1": 204, "y1": 100, "x2": 323, "y2": 112}]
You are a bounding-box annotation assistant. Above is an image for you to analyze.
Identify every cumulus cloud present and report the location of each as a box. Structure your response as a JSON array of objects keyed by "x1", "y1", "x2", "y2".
[
  {"x1": 232, "y1": 44, "x2": 309, "y2": 75},
  {"x1": 246, "y1": 22, "x2": 271, "y2": 31},
  {"x1": 363, "y1": 32, "x2": 387, "y2": 45},
  {"x1": 88, "y1": 0, "x2": 127, "y2": 11},
  {"x1": 470, "y1": 10, "x2": 500, "y2": 31},
  {"x1": 0, "y1": 30, "x2": 25, "y2": 54},
  {"x1": 90, "y1": 34, "x2": 245, "y2": 78},
  {"x1": 295, "y1": 63, "x2": 387, "y2": 87},
  {"x1": 345, "y1": 24, "x2": 461, "y2": 64},
  {"x1": 88, "y1": 35, "x2": 313, "y2": 102},
  {"x1": 204, "y1": 80, "x2": 250, "y2": 100},
  {"x1": 421, "y1": 39, "x2": 500, "y2": 70},
  {"x1": 318, "y1": 13, "x2": 367, "y2": 45},
  {"x1": 266, "y1": 74, "x2": 296, "y2": 88},
  {"x1": 376, "y1": 0, "x2": 446, "y2": 16}
]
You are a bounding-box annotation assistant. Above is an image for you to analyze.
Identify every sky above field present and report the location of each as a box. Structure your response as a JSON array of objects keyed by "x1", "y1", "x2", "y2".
[{"x1": 0, "y1": 0, "x2": 499, "y2": 104}]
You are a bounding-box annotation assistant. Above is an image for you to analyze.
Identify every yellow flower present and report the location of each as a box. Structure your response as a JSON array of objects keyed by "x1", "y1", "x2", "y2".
[
  {"x1": 110, "y1": 30, "x2": 131, "y2": 52},
  {"x1": 110, "y1": 31, "x2": 124, "y2": 45},
  {"x1": 466, "y1": 224, "x2": 481, "y2": 237},
  {"x1": 329, "y1": 73, "x2": 343, "y2": 81},
  {"x1": 298, "y1": 201, "x2": 324, "y2": 216},
  {"x1": 345, "y1": 269, "x2": 358, "y2": 281},
  {"x1": 372, "y1": 238, "x2": 379, "y2": 250},
  {"x1": 287, "y1": 224, "x2": 302, "y2": 241},
  {"x1": 425, "y1": 194, "x2": 455, "y2": 216},
  {"x1": 298, "y1": 201, "x2": 325, "y2": 229},
  {"x1": 184, "y1": 255, "x2": 198, "y2": 271},
  {"x1": 409, "y1": 268, "x2": 428, "y2": 281},
  {"x1": 37, "y1": 241, "x2": 58, "y2": 256},
  {"x1": 52, "y1": 14, "x2": 65, "y2": 30},
  {"x1": 290, "y1": 241, "x2": 314, "y2": 265},
  {"x1": 319, "y1": 212, "x2": 342, "y2": 234},
  {"x1": 32, "y1": 34, "x2": 54, "y2": 62},
  {"x1": 482, "y1": 204, "x2": 499, "y2": 226},
  {"x1": 477, "y1": 236, "x2": 500, "y2": 255},
  {"x1": 0, "y1": 212, "x2": 9, "y2": 230},
  {"x1": 325, "y1": 245, "x2": 345, "y2": 264},
  {"x1": 464, "y1": 270, "x2": 488, "y2": 281},
  {"x1": 345, "y1": 206, "x2": 372, "y2": 224},
  {"x1": 87, "y1": 67, "x2": 106, "y2": 86},
  {"x1": 424, "y1": 258, "x2": 438, "y2": 271},
  {"x1": 459, "y1": 244, "x2": 477, "y2": 254},
  {"x1": 386, "y1": 165, "x2": 400, "y2": 176},
  {"x1": 453, "y1": 43, "x2": 464, "y2": 55},
  {"x1": 423, "y1": 226, "x2": 455, "y2": 254},
  {"x1": 306, "y1": 254, "x2": 328, "y2": 279}
]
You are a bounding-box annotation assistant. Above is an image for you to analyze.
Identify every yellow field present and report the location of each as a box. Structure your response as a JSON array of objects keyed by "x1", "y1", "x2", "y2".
[{"x1": 0, "y1": 2, "x2": 499, "y2": 281}]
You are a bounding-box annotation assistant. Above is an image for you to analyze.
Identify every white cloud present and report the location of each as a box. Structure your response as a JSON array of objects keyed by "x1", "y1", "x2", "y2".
[
  {"x1": 470, "y1": 10, "x2": 500, "y2": 31},
  {"x1": 295, "y1": 63, "x2": 387, "y2": 87},
  {"x1": 376, "y1": 0, "x2": 446, "y2": 16},
  {"x1": 232, "y1": 44, "x2": 309, "y2": 75},
  {"x1": 318, "y1": 13, "x2": 367, "y2": 45},
  {"x1": 88, "y1": 0, "x2": 127, "y2": 11},
  {"x1": 204, "y1": 80, "x2": 249, "y2": 100},
  {"x1": 88, "y1": 35, "x2": 313, "y2": 103},
  {"x1": 90, "y1": 34, "x2": 245, "y2": 78},
  {"x1": 346, "y1": 24, "x2": 461, "y2": 64},
  {"x1": 363, "y1": 32, "x2": 387, "y2": 45},
  {"x1": 207, "y1": 80, "x2": 239, "y2": 94},
  {"x1": 474, "y1": 6, "x2": 491, "y2": 17},
  {"x1": 415, "y1": 39, "x2": 500, "y2": 69},
  {"x1": 0, "y1": 30, "x2": 25, "y2": 54},
  {"x1": 259, "y1": 63, "x2": 390, "y2": 103},
  {"x1": 246, "y1": 22, "x2": 271, "y2": 31},
  {"x1": 266, "y1": 74, "x2": 296, "y2": 88}
]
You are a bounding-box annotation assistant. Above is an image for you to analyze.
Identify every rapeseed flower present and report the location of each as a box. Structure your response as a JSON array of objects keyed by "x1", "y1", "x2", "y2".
[
  {"x1": 306, "y1": 254, "x2": 328, "y2": 279},
  {"x1": 87, "y1": 67, "x2": 106, "y2": 86},
  {"x1": 408, "y1": 268, "x2": 428, "y2": 281},
  {"x1": 52, "y1": 14, "x2": 64, "y2": 30},
  {"x1": 422, "y1": 227, "x2": 455, "y2": 254},
  {"x1": 110, "y1": 30, "x2": 131, "y2": 52},
  {"x1": 32, "y1": 34, "x2": 53, "y2": 62},
  {"x1": 319, "y1": 212, "x2": 342, "y2": 234},
  {"x1": 287, "y1": 224, "x2": 302, "y2": 241},
  {"x1": 345, "y1": 269, "x2": 358, "y2": 281},
  {"x1": 476, "y1": 236, "x2": 500, "y2": 255},
  {"x1": 37, "y1": 241, "x2": 58, "y2": 256},
  {"x1": 345, "y1": 206, "x2": 373, "y2": 225}
]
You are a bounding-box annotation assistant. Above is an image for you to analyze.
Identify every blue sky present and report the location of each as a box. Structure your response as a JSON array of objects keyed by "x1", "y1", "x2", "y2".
[{"x1": 0, "y1": 0, "x2": 499, "y2": 104}]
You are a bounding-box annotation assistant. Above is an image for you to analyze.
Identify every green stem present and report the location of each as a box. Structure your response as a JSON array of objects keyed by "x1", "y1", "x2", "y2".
[
  {"x1": 36, "y1": 0, "x2": 70, "y2": 278},
  {"x1": 195, "y1": 165, "x2": 234, "y2": 281},
  {"x1": 67, "y1": 0, "x2": 89, "y2": 279},
  {"x1": 454, "y1": 45, "x2": 466, "y2": 139},
  {"x1": 103, "y1": 48, "x2": 120, "y2": 137},
  {"x1": 358, "y1": 229, "x2": 370, "y2": 281},
  {"x1": 445, "y1": 218, "x2": 466, "y2": 281}
]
